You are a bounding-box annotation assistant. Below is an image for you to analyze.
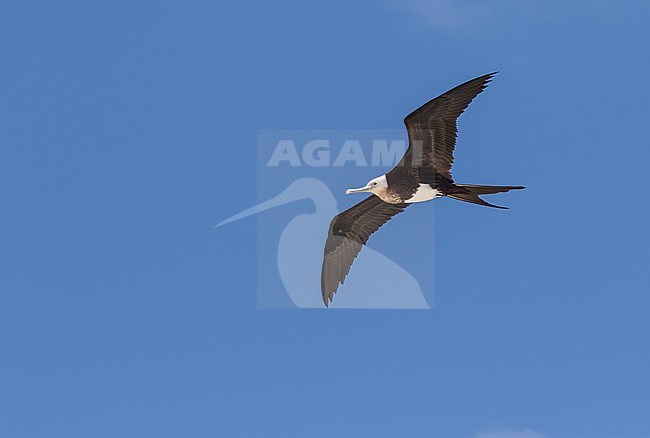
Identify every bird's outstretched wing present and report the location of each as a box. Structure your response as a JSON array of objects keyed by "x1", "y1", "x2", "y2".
[
  {"x1": 397, "y1": 72, "x2": 496, "y2": 179},
  {"x1": 321, "y1": 196, "x2": 409, "y2": 307}
]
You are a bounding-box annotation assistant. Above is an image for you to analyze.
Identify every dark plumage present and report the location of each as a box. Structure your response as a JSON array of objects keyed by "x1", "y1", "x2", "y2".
[
  {"x1": 321, "y1": 196, "x2": 409, "y2": 306},
  {"x1": 321, "y1": 73, "x2": 525, "y2": 306}
]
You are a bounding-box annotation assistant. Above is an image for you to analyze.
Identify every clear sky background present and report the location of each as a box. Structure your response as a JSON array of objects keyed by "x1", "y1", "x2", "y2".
[{"x1": 2, "y1": 1, "x2": 649, "y2": 437}]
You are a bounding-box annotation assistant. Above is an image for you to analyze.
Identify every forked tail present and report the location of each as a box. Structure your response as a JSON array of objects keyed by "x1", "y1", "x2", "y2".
[{"x1": 448, "y1": 184, "x2": 525, "y2": 209}]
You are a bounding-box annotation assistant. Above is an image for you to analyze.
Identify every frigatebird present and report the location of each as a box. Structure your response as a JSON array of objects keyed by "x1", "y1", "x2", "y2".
[{"x1": 321, "y1": 72, "x2": 524, "y2": 307}]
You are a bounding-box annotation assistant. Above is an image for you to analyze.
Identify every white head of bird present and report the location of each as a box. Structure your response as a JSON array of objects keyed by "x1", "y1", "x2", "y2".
[{"x1": 345, "y1": 174, "x2": 388, "y2": 196}]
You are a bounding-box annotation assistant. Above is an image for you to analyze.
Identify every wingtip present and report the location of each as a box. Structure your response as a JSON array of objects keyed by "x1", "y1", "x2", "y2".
[
  {"x1": 477, "y1": 72, "x2": 498, "y2": 90},
  {"x1": 484, "y1": 71, "x2": 498, "y2": 83},
  {"x1": 322, "y1": 291, "x2": 332, "y2": 308}
]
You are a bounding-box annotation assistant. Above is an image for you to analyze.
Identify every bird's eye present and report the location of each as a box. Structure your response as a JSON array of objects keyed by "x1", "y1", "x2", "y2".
[{"x1": 373, "y1": 182, "x2": 377, "y2": 186}]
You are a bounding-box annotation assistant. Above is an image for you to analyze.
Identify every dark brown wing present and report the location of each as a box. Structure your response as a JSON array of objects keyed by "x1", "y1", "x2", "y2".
[
  {"x1": 397, "y1": 72, "x2": 496, "y2": 179},
  {"x1": 321, "y1": 196, "x2": 409, "y2": 307}
]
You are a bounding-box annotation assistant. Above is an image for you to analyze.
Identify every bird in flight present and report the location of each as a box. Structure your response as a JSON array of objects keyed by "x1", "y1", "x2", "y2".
[{"x1": 321, "y1": 72, "x2": 524, "y2": 307}]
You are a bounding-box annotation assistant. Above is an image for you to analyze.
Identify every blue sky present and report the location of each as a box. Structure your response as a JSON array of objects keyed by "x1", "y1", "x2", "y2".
[{"x1": 2, "y1": 1, "x2": 649, "y2": 437}]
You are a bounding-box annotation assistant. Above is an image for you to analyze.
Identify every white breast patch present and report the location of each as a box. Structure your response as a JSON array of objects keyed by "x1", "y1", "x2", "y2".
[{"x1": 404, "y1": 184, "x2": 442, "y2": 203}]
